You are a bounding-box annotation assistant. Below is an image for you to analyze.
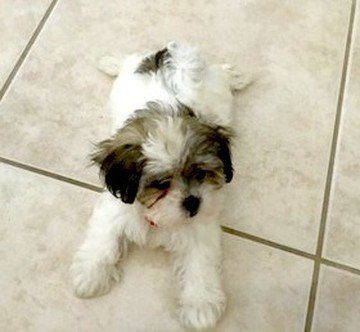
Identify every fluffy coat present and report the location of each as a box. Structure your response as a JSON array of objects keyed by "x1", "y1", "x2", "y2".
[{"x1": 71, "y1": 42, "x2": 245, "y2": 330}]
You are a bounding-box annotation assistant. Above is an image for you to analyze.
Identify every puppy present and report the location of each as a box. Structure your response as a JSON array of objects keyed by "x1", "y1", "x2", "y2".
[{"x1": 71, "y1": 42, "x2": 245, "y2": 330}]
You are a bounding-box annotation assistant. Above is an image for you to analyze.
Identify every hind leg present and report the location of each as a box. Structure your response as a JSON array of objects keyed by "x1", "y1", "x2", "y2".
[
  {"x1": 97, "y1": 56, "x2": 124, "y2": 77},
  {"x1": 221, "y1": 63, "x2": 252, "y2": 92}
]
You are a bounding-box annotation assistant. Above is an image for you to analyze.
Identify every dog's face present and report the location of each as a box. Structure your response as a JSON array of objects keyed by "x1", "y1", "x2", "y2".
[{"x1": 92, "y1": 102, "x2": 233, "y2": 228}]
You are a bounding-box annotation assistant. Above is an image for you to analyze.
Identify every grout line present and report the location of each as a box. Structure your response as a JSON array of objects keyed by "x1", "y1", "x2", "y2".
[
  {"x1": 1, "y1": 155, "x2": 360, "y2": 280},
  {"x1": 0, "y1": 0, "x2": 59, "y2": 101},
  {"x1": 304, "y1": 1, "x2": 357, "y2": 331},
  {"x1": 321, "y1": 258, "x2": 360, "y2": 276},
  {"x1": 221, "y1": 226, "x2": 316, "y2": 260},
  {"x1": 305, "y1": 259, "x2": 321, "y2": 332},
  {"x1": 0, "y1": 156, "x2": 103, "y2": 193}
]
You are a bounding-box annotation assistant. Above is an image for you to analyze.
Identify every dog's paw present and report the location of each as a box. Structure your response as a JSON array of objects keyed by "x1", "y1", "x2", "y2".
[
  {"x1": 71, "y1": 256, "x2": 120, "y2": 299},
  {"x1": 167, "y1": 41, "x2": 179, "y2": 51},
  {"x1": 97, "y1": 56, "x2": 123, "y2": 77},
  {"x1": 221, "y1": 63, "x2": 252, "y2": 92},
  {"x1": 179, "y1": 298, "x2": 226, "y2": 330}
]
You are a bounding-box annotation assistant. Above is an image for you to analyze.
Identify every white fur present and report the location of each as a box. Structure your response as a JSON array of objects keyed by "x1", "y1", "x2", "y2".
[{"x1": 71, "y1": 42, "x2": 243, "y2": 330}]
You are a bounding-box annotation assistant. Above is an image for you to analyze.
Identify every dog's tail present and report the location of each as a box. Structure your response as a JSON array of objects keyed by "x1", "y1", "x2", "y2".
[
  {"x1": 96, "y1": 42, "x2": 207, "y2": 97},
  {"x1": 161, "y1": 42, "x2": 206, "y2": 100},
  {"x1": 97, "y1": 56, "x2": 123, "y2": 77}
]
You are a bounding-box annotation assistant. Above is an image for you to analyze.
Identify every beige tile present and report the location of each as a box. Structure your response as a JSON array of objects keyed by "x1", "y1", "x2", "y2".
[
  {"x1": 313, "y1": 266, "x2": 360, "y2": 332},
  {"x1": 219, "y1": 235, "x2": 313, "y2": 331},
  {"x1": 324, "y1": 13, "x2": 360, "y2": 269},
  {"x1": 0, "y1": 0, "x2": 51, "y2": 87},
  {"x1": 0, "y1": 0, "x2": 351, "y2": 252},
  {"x1": 0, "y1": 164, "x2": 313, "y2": 331},
  {"x1": 223, "y1": 0, "x2": 352, "y2": 253}
]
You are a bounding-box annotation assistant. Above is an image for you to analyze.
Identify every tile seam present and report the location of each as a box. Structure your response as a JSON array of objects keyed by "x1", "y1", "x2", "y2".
[
  {"x1": 303, "y1": 0, "x2": 358, "y2": 331},
  {"x1": 321, "y1": 258, "x2": 360, "y2": 276},
  {"x1": 1, "y1": 156, "x2": 359, "y2": 278},
  {"x1": 0, "y1": 156, "x2": 103, "y2": 193},
  {"x1": 0, "y1": 0, "x2": 59, "y2": 101},
  {"x1": 221, "y1": 226, "x2": 316, "y2": 260}
]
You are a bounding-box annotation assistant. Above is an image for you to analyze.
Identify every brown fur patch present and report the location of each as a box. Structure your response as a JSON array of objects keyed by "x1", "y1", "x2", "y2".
[{"x1": 135, "y1": 48, "x2": 169, "y2": 74}]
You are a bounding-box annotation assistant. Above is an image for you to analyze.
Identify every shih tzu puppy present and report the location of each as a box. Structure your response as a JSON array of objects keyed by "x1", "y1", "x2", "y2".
[{"x1": 71, "y1": 42, "x2": 246, "y2": 330}]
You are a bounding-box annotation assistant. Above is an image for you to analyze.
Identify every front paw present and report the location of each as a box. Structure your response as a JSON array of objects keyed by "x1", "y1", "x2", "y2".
[
  {"x1": 70, "y1": 254, "x2": 120, "y2": 299},
  {"x1": 179, "y1": 297, "x2": 226, "y2": 330}
]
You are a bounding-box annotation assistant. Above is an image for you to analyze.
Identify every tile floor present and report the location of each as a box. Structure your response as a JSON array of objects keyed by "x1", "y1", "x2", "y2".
[{"x1": 0, "y1": 0, "x2": 359, "y2": 331}]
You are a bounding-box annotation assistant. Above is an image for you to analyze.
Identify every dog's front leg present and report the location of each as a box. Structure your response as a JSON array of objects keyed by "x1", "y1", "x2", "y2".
[
  {"x1": 174, "y1": 224, "x2": 226, "y2": 330},
  {"x1": 71, "y1": 192, "x2": 126, "y2": 298}
]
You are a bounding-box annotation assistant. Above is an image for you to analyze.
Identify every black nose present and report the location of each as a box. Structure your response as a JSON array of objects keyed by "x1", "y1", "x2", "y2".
[{"x1": 182, "y1": 195, "x2": 201, "y2": 217}]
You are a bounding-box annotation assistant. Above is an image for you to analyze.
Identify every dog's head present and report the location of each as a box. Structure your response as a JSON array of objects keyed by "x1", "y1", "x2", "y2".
[{"x1": 92, "y1": 102, "x2": 233, "y2": 227}]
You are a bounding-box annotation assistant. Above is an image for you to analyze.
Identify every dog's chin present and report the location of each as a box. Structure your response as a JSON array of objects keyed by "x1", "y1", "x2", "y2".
[{"x1": 144, "y1": 205, "x2": 190, "y2": 229}]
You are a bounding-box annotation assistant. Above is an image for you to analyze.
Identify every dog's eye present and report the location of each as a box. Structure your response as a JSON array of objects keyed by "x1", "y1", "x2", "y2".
[
  {"x1": 194, "y1": 170, "x2": 207, "y2": 181},
  {"x1": 150, "y1": 179, "x2": 171, "y2": 190},
  {"x1": 194, "y1": 169, "x2": 217, "y2": 182}
]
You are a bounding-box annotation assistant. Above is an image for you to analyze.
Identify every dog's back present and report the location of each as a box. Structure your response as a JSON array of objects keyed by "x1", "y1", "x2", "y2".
[{"x1": 99, "y1": 42, "x2": 242, "y2": 131}]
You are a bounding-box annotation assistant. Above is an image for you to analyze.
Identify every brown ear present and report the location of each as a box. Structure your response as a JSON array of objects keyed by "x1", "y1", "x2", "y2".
[
  {"x1": 92, "y1": 140, "x2": 145, "y2": 204},
  {"x1": 91, "y1": 112, "x2": 149, "y2": 203},
  {"x1": 215, "y1": 126, "x2": 234, "y2": 183},
  {"x1": 191, "y1": 118, "x2": 234, "y2": 184}
]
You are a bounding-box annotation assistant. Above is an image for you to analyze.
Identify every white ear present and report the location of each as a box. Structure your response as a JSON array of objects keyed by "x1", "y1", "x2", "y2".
[{"x1": 97, "y1": 56, "x2": 123, "y2": 77}]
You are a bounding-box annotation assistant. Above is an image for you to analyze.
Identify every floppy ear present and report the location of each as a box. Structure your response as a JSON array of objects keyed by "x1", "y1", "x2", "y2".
[
  {"x1": 214, "y1": 126, "x2": 234, "y2": 183},
  {"x1": 91, "y1": 141, "x2": 145, "y2": 203}
]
